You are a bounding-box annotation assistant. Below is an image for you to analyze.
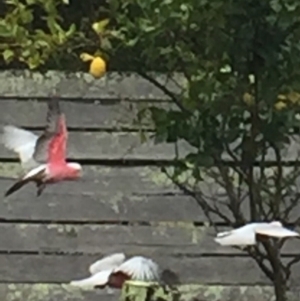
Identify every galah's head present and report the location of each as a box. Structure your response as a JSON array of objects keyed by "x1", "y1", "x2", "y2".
[{"x1": 66, "y1": 162, "x2": 82, "y2": 179}]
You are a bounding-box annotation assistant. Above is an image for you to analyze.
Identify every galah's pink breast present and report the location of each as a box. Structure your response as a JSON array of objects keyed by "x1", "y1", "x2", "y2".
[
  {"x1": 47, "y1": 163, "x2": 80, "y2": 182},
  {"x1": 47, "y1": 115, "x2": 67, "y2": 165}
]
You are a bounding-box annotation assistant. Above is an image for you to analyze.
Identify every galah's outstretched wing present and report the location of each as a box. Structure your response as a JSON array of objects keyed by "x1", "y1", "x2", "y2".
[
  {"x1": 112, "y1": 256, "x2": 161, "y2": 282},
  {"x1": 33, "y1": 98, "x2": 68, "y2": 164},
  {"x1": 89, "y1": 253, "x2": 126, "y2": 275},
  {"x1": 1, "y1": 125, "x2": 39, "y2": 170}
]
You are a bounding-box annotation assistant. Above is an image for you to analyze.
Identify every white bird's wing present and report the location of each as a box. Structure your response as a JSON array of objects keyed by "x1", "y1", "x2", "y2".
[
  {"x1": 255, "y1": 224, "x2": 300, "y2": 238},
  {"x1": 70, "y1": 269, "x2": 112, "y2": 288},
  {"x1": 214, "y1": 224, "x2": 258, "y2": 246},
  {"x1": 1, "y1": 125, "x2": 39, "y2": 170},
  {"x1": 113, "y1": 256, "x2": 160, "y2": 282},
  {"x1": 89, "y1": 253, "x2": 126, "y2": 275}
]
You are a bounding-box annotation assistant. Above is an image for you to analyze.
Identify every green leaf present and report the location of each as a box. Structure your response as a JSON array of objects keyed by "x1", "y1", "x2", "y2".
[
  {"x1": 2, "y1": 49, "x2": 14, "y2": 62},
  {"x1": 92, "y1": 19, "x2": 110, "y2": 35}
]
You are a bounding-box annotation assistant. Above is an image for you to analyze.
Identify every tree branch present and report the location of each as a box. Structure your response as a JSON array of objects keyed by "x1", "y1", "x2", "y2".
[{"x1": 138, "y1": 71, "x2": 192, "y2": 114}]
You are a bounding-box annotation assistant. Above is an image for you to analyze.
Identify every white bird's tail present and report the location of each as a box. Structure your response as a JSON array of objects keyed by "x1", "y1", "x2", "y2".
[{"x1": 70, "y1": 270, "x2": 112, "y2": 288}]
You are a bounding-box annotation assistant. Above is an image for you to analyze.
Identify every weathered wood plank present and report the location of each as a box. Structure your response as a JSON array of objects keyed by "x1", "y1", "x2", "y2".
[
  {"x1": 0, "y1": 283, "x2": 114, "y2": 301},
  {"x1": 1, "y1": 164, "x2": 300, "y2": 223},
  {"x1": 178, "y1": 285, "x2": 300, "y2": 301},
  {"x1": 0, "y1": 254, "x2": 299, "y2": 285},
  {"x1": 1, "y1": 129, "x2": 300, "y2": 161},
  {"x1": 0, "y1": 191, "x2": 210, "y2": 223},
  {"x1": 0, "y1": 99, "x2": 173, "y2": 130},
  {"x1": 0, "y1": 131, "x2": 194, "y2": 161},
  {"x1": 1, "y1": 224, "x2": 299, "y2": 255},
  {"x1": 0, "y1": 223, "x2": 217, "y2": 255},
  {"x1": 0, "y1": 164, "x2": 214, "y2": 223},
  {"x1": 0, "y1": 163, "x2": 178, "y2": 194},
  {"x1": 0, "y1": 283, "x2": 292, "y2": 301},
  {"x1": 0, "y1": 71, "x2": 182, "y2": 99}
]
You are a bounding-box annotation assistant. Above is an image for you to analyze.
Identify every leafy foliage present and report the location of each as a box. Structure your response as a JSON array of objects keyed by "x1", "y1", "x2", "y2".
[
  {"x1": 0, "y1": 0, "x2": 76, "y2": 68},
  {"x1": 0, "y1": 0, "x2": 112, "y2": 70}
]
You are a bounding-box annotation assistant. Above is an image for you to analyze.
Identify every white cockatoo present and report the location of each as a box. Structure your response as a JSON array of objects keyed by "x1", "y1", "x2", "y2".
[
  {"x1": 214, "y1": 221, "x2": 299, "y2": 246},
  {"x1": 70, "y1": 252, "x2": 161, "y2": 289}
]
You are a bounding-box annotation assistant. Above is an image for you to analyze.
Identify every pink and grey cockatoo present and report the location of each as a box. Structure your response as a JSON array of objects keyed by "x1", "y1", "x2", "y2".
[
  {"x1": 1, "y1": 98, "x2": 82, "y2": 197},
  {"x1": 70, "y1": 252, "x2": 161, "y2": 289},
  {"x1": 214, "y1": 221, "x2": 299, "y2": 246}
]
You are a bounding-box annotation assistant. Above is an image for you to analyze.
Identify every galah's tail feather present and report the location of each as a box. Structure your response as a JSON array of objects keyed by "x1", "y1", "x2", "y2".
[{"x1": 4, "y1": 166, "x2": 46, "y2": 197}]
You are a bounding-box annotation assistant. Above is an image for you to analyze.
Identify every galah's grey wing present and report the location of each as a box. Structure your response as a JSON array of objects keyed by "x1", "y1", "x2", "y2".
[
  {"x1": 89, "y1": 253, "x2": 126, "y2": 275},
  {"x1": 33, "y1": 98, "x2": 61, "y2": 163},
  {"x1": 1, "y1": 125, "x2": 39, "y2": 171},
  {"x1": 256, "y1": 225, "x2": 300, "y2": 238}
]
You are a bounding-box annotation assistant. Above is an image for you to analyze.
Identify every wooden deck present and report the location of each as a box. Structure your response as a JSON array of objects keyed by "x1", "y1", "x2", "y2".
[{"x1": 0, "y1": 71, "x2": 300, "y2": 301}]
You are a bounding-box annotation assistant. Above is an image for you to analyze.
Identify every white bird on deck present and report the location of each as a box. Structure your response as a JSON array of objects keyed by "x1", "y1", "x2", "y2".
[
  {"x1": 214, "y1": 221, "x2": 300, "y2": 246},
  {"x1": 70, "y1": 252, "x2": 161, "y2": 289}
]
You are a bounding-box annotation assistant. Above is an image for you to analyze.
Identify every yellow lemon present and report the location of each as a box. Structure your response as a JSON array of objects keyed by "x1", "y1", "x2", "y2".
[
  {"x1": 89, "y1": 56, "x2": 106, "y2": 78},
  {"x1": 274, "y1": 101, "x2": 287, "y2": 111},
  {"x1": 243, "y1": 92, "x2": 254, "y2": 106},
  {"x1": 287, "y1": 91, "x2": 300, "y2": 104},
  {"x1": 277, "y1": 94, "x2": 287, "y2": 101}
]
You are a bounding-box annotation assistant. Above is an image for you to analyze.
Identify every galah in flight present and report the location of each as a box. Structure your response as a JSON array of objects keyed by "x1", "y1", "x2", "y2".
[
  {"x1": 214, "y1": 221, "x2": 300, "y2": 246},
  {"x1": 1, "y1": 98, "x2": 82, "y2": 197},
  {"x1": 70, "y1": 252, "x2": 161, "y2": 289}
]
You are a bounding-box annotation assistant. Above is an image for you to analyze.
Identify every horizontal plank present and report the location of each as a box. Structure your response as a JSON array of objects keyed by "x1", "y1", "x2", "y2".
[
  {"x1": 221, "y1": 135, "x2": 300, "y2": 162},
  {"x1": 0, "y1": 131, "x2": 194, "y2": 161},
  {"x1": 0, "y1": 283, "x2": 290, "y2": 301},
  {"x1": 0, "y1": 166, "x2": 207, "y2": 222},
  {"x1": 0, "y1": 163, "x2": 216, "y2": 223},
  {"x1": 0, "y1": 254, "x2": 299, "y2": 285},
  {"x1": 1, "y1": 128, "x2": 299, "y2": 161},
  {"x1": 0, "y1": 99, "x2": 174, "y2": 130},
  {"x1": 0, "y1": 191, "x2": 211, "y2": 223},
  {"x1": 0, "y1": 283, "x2": 114, "y2": 301},
  {"x1": 179, "y1": 284, "x2": 300, "y2": 301},
  {"x1": 1, "y1": 224, "x2": 299, "y2": 255},
  {"x1": 1, "y1": 163, "x2": 300, "y2": 223},
  {"x1": 0, "y1": 71, "x2": 182, "y2": 99},
  {"x1": 0, "y1": 223, "x2": 215, "y2": 255},
  {"x1": 0, "y1": 163, "x2": 177, "y2": 194}
]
